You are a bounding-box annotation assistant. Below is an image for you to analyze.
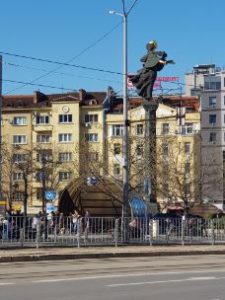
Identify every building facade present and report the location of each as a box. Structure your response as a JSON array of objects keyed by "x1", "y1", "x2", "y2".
[
  {"x1": 185, "y1": 64, "x2": 225, "y2": 208},
  {"x1": 1, "y1": 89, "x2": 201, "y2": 215}
]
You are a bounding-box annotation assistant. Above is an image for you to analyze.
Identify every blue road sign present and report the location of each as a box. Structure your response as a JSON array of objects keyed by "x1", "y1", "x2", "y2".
[{"x1": 44, "y1": 190, "x2": 57, "y2": 201}]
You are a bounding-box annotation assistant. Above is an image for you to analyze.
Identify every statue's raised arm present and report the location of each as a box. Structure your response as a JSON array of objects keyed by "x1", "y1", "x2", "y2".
[{"x1": 129, "y1": 40, "x2": 175, "y2": 101}]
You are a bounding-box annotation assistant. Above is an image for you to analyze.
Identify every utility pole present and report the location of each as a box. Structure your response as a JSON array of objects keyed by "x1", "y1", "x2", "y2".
[
  {"x1": 109, "y1": 0, "x2": 138, "y2": 241},
  {"x1": 42, "y1": 155, "x2": 48, "y2": 240},
  {"x1": 121, "y1": 2, "x2": 129, "y2": 242},
  {"x1": 109, "y1": 4, "x2": 129, "y2": 241}
]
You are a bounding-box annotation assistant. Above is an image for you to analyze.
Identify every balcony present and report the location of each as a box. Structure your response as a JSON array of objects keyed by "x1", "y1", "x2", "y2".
[
  {"x1": 33, "y1": 124, "x2": 53, "y2": 131},
  {"x1": 176, "y1": 125, "x2": 199, "y2": 135}
]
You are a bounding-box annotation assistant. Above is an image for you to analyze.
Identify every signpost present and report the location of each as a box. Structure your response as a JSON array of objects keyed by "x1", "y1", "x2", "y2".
[{"x1": 44, "y1": 190, "x2": 57, "y2": 201}]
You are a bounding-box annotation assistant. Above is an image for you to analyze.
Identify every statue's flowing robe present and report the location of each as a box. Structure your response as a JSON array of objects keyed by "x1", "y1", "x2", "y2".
[{"x1": 130, "y1": 50, "x2": 166, "y2": 99}]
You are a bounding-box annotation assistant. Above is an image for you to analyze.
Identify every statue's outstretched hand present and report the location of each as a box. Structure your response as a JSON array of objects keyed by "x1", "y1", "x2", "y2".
[{"x1": 166, "y1": 60, "x2": 175, "y2": 64}]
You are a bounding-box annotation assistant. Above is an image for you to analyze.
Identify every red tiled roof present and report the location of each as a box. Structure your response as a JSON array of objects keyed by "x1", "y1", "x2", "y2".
[
  {"x1": 2, "y1": 90, "x2": 107, "y2": 109},
  {"x1": 162, "y1": 96, "x2": 200, "y2": 111}
]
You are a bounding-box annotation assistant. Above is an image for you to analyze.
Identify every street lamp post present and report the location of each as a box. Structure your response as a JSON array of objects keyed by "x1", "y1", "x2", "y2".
[
  {"x1": 41, "y1": 155, "x2": 48, "y2": 240},
  {"x1": 0, "y1": 55, "x2": 3, "y2": 201},
  {"x1": 109, "y1": 7, "x2": 129, "y2": 241}
]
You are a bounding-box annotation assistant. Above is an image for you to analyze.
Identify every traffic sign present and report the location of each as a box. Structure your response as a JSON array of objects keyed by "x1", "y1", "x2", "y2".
[{"x1": 44, "y1": 190, "x2": 57, "y2": 201}]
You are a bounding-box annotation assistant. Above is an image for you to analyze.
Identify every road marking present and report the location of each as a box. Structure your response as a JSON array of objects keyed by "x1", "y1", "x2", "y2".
[
  {"x1": 106, "y1": 276, "x2": 222, "y2": 287},
  {"x1": 32, "y1": 273, "x2": 225, "y2": 284},
  {"x1": 33, "y1": 274, "x2": 137, "y2": 283},
  {"x1": 188, "y1": 277, "x2": 216, "y2": 281},
  {"x1": 0, "y1": 282, "x2": 15, "y2": 286}
]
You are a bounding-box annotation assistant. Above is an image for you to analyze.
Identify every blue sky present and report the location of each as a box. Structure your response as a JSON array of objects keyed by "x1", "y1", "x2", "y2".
[{"x1": 1, "y1": 0, "x2": 225, "y2": 96}]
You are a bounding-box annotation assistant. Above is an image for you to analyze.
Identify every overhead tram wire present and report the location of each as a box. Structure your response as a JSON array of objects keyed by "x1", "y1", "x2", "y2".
[
  {"x1": 6, "y1": 61, "x2": 122, "y2": 85},
  {"x1": 1, "y1": 21, "x2": 123, "y2": 95},
  {"x1": 127, "y1": 0, "x2": 139, "y2": 15},
  {"x1": 1, "y1": 51, "x2": 122, "y2": 95},
  {"x1": 3, "y1": 79, "x2": 76, "y2": 92},
  {"x1": 0, "y1": 59, "x2": 198, "y2": 91},
  {"x1": 0, "y1": 51, "x2": 122, "y2": 75}
]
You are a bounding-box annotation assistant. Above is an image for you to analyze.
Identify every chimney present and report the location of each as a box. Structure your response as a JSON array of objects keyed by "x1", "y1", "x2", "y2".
[
  {"x1": 34, "y1": 91, "x2": 47, "y2": 104},
  {"x1": 79, "y1": 89, "x2": 86, "y2": 101}
]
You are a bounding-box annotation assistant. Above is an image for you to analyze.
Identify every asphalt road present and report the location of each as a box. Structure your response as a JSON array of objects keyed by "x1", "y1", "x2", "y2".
[{"x1": 1, "y1": 255, "x2": 225, "y2": 300}]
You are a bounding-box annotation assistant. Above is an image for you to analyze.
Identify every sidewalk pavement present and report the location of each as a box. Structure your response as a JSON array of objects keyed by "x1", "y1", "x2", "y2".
[{"x1": 1, "y1": 244, "x2": 225, "y2": 262}]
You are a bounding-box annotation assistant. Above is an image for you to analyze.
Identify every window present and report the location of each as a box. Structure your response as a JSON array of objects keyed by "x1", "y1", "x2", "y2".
[
  {"x1": 59, "y1": 152, "x2": 72, "y2": 162},
  {"x1": 13, "y1": 172, "x2": 24, "y2": 181},
  {"x1": 36, "y1": 171, "x2": 43, "y2": 182},
  {"x1": 88, "y1": 152, "x2": 99, "y2": 161},
  {"x1": 59, "y1": 114, "x2": 72, "y2": 123},
  {"x1": 112, "y1": 125, "x2": 124, "y2": 136},
  {"x1": 84, "y1": 114, "x2": 98, "y2": 124},
  {"x1": 113, "y1": 164, "x2": 121, "y2": 176},
  {"x1": 136, "y1": 144, "x2": 143, "y2": 156},
  {"x1": 184, "y1": 142, "x2": 191, "y2": 154},
  {"x1": 205, "y1": 81, "x2": 221, "y2": 90},
  {"x1": 14, "y1": 192, "x2": 24, "y2": 201},
  {"x1": 185, "y1": 123, "x2": 193, "y2": 134},
  {"x1": 58, "y1": 133, "x2": 72, "y2": 142},
  {"x1": 13, "y1": 154, "x2": 28, "y2": 163},
  {"x1": 36, "y1": 170, "x2": 50, "y2": 182},
  {"x1": 209, "y1": 114, "x2": 216, "y2": 125},
  {"x1": 209, "y1": 132, "x2": 217, "y2": 143},
  {"x1": 185, "y1": 163, "x2": 191, "y2": 174},
  {"x1": 209, "y1": 97, "x2": 216, "y2": 108},
  {"x1": 113, "y1": 143, "x2": 121, "y2": 155},
  {"x1": 36, "y1": 189, "x2": 42, "y2": 200},
  {"x1": 85, "y1": 133, "x2": 98, "y2": 142},
  {"x1": 13, "y1": 117, "x2": 27, "y2": 125},
  {"x1": 162, "y1": 143, "x2": 169, "y2": 156},
  {"x1": 36, "y1": 151, "x2": 52, "y2": 163},
  {"x1": 37, "y1": 134, "x2": 51, "y2": 143},
  {"x1": 161, "y1": 123, "x2": 169, "y2": 135},
  {"x1": 136, "y1": 124, "x2": 143, "y2": 135},
  {"x1": 59, "y1": 172, "x2": 72, "y2": 181},
  {"x1": 36, "y1": 115, "x2": 49, "y2": 124},
  {"x1": 13, "y1": 135, "x2": 27, "y2": 145}
]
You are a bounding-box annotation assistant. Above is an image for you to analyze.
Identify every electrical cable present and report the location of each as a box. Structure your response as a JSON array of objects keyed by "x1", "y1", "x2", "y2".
[
  {"x1": 4, "y1": 21, "x2": 123, "y2": 95},
  {"x1": 2, "y1": 79, "x2": 76, "y2": 92},
  {"x1": 127, "y1": 0, "x2": 139, "y2": 15},
  {"x1": 0, "y1": 51, "x2": 122, "y2": 75},
  {"x1": 6, "y1": 61, "x2": 122, "y2": 85}
]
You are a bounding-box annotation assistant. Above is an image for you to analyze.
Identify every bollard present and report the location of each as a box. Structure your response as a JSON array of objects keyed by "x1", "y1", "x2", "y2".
[
  {"x1": 20, "y1": 228, "x2": 25, "y2": 247},
  {"x1": 211, "y1": 219, "x2": 215, "y2": 246},
  {"x1": 114, "y1": 218, "x2": 119, "y2": 247},
  {"x1": 36, "y1": 223, "x2": 40, "y2": 249},
  {"x1": 54, "y1": 224, "x2": 57, "y2": 244},
  {"x1": 76, "y1": 218, "x2": 81, "y2": 248},
  {"x1": 181, "y1": 217, "x2": 185, "y2": 246},
  {"x1": 148, "y1": 219, "x2": 153, "y2": 246}
]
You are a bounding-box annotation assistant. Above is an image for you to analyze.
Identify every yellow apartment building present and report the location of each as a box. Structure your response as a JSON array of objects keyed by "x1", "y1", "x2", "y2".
[
  {"x1": 1, "y1": 90, "x2": 200, "y2": 215},
  {"x1": 1, "y1": 90, "x2": 105, "y2": 214},
  {"x1": 156, "y1": 98, "x2": 201, "y2": 213}
]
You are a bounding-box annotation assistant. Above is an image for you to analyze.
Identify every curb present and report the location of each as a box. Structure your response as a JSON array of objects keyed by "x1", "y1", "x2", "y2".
[{"x1": 1, "y1": 249, "x2": 225, "y2": 263}]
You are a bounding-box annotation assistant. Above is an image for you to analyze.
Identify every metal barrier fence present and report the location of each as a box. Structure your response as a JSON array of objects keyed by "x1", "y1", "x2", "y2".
[{"x1": 1, "y1": 216, "x2": 225, "y2": 248}]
